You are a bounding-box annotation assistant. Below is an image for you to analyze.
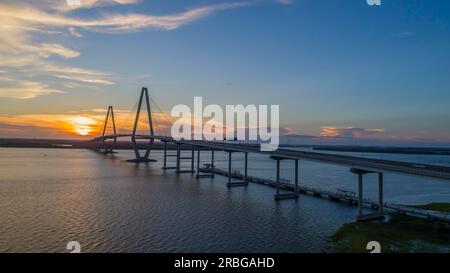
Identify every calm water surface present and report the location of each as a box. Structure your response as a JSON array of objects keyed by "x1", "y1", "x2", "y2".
[{"x1": 1, "y1": 148, "x2": 449, "y2": 253}]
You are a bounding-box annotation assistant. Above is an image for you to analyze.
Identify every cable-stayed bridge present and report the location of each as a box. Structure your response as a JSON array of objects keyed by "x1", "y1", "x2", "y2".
[{"x1": 88, "y1": 87, "x2": 450, "y2": 222}]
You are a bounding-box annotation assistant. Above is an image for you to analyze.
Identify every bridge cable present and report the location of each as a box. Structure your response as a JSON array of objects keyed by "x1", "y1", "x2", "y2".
[{"x1": 148, "y1": 94, "x2": 169, "y2": 136}]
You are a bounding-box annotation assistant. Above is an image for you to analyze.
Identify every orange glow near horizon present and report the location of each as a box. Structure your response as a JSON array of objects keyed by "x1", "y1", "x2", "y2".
[
  {"x1": 64, "y1": 116, "x2": 99, "y2": 136},
  {"x1": 0, "y1": 111, "x2": 176, "y2": 139}
]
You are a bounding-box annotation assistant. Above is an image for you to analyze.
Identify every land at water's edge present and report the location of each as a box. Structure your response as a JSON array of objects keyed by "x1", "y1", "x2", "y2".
[
  {"x1": 4, "y1": 138, "x2": 450, "y2": 155},
  {"x1": 409, "y1": 202, "x2": 450, "y2": 213},
  {"x1": 313, "y1": 146, "x2": 450, "y2": 155},
  {"x1": 328, "y1": 204, "x2": 450, "y2": 253},
  {"x1": 0, "y1": 138, "x2": 249, "y2": 150}
]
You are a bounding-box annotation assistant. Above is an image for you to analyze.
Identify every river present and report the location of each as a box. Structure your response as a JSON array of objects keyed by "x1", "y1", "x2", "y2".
[{"x1": 1, "y1": 147, "x2": 449, "y2": 252}]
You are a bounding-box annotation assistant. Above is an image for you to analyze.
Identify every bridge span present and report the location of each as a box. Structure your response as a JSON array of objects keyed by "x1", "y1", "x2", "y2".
[
  {"x1": 93, "y1": 134, "x2": 450, "y2": 180},
  {"x1": 88, "y1": 88, "x2": 450, "y2": 222}
]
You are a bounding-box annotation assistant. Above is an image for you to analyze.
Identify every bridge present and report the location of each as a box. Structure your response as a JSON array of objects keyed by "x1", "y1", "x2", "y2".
[{"x1": 88, "y1": 87, "x2": 450, "y2": 222}]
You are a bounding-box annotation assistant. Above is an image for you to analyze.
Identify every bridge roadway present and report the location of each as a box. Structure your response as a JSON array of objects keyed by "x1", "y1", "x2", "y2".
[{"x1": 92, "y1": 134, "x2": 450, "y2": 181}]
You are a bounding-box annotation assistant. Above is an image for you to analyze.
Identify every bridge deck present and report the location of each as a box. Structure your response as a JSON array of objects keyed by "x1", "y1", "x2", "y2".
[{"x1": 90, "y1": 134, "x2": 450, "y2": 180}]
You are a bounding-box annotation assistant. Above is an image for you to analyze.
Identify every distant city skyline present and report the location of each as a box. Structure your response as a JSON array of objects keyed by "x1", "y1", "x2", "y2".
[{"x1": 1, "y1": 0, "x2": 450, "y2": 146}]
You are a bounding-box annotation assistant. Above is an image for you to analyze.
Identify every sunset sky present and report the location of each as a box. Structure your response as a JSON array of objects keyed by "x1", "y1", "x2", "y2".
[{"x1": 0, "y1": 0, "x2": 450, "y2": 146}]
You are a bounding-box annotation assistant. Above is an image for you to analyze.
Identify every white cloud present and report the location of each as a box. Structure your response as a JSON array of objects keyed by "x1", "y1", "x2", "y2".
[
  {"x1": 320, "y1": 126, "x2": 385, "y2": 138},
  {"x1": 55, "y1": 74, "x2": 115, "y2": 85},
  {"x1": 31, "y1": 43, "x2": 80, "y2": 58},
  {"x1": 0, "y1": 80, "x2": 64, "y2": 99},
  {"x1": 0, "y1": 0, "x2": 141, "y2": 12},
  {"x1": 0, "y1": 1, "x2": 252, "y2": 99},
  {"x1": 57, "y1": 0, "x2": 141, "y2": 11},
  {"x1": 0, "y1": 2, "x2": 251, "y2": 33},
  {"x1": 68, "y1": 27, "x2": 83, "y2": 38}
]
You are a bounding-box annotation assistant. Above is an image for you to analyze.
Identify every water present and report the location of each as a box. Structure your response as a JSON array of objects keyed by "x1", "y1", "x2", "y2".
[{"x1": 1, "y1": 147, "x2": 449, "y2": 253}]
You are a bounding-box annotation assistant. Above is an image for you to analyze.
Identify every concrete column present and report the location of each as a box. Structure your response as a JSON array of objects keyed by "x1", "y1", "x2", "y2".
[
  {"x1": 163, "y1": 141, "x2": 167, "y2": 169},
  {"x1": 196, "y1": 146, "x2": 200, "y2": 177},
  {"x1": 378, "y1": 172, "x2": 384, "y2": 214},
  {"x1": 295, "y1": 159, "x2": 299, "y2": 194},
  {"x1": 228, "y1": 152, "x2": 232, "y2": 184},
  {"x1": 276, "y1": 159, "x2": 280, "y2": 196},
  {"x1": 244, "y1": 152, "x2": 248, "y2": 183},
  {"x1": 191, "y1": 145, "x2": 195, "y2": 173},
  {"x1": 211, "y1": 149, "x2": 215, "y2": 178},
  {"x1": 176, "y1": 143, "x2": 181, "y2": 174},
  {"x1": 358, "y1": 173, "x2": 363, "y2": 218}
]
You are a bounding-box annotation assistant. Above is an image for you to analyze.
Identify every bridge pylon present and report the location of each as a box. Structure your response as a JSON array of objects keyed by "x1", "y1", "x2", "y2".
[
  {"x1": 128, "y1": 87, "x2": 157, "y2": 163},
  {"x1": 99, "y1": 105, "x2": 117, "y2": 154},
  {"x1": 351, "y1": 168, "x2": 384, "y2": 222}
]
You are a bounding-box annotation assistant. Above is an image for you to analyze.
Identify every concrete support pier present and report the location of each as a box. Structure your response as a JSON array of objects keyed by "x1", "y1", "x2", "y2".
[
  {"x1": 196, "y1": 147, "x2": 212, "y2": 179},
  {"x1": 191, "y1": 145, "x2": 195, "y2": 173},
  {"x1": 271, "y1": 156, "x2": 299, "y2": 200},
  {"x1": 351, "y1": 168, "x2": 384, "y2": 221},
  {"x1": 163, "y1": 141, "x2": 167, "y2": 169},
  {"x1": 175, "y1": 143, "x2": 195, "y2": 174},
  {"x1": 226, "y1": 151, "x2": 248, "y2": 187},
  {"x1": 210, "y1": 149, "x2": 215, "y2": 178},
  {"x1": 378, "y1": 172, "x2": 384, "y2": 215},
  {"x1": 294, "y1": 159, "x2": 299, "y2": 195},
  {"x1": 176, "y1": 142, "x2": 195, "y2": 174},
  {"x1": 176, "y1": 142, "x2": 180, "y2": 173},
  {"x1": 244, "y1": 152, "x2": 248, "y2": 183},
  {"x1": 100, "y1": 140, "x2": 117, "y2": 155},
  {"x1": 161, "y1": 141, "x2": 177, "y2": 170}
]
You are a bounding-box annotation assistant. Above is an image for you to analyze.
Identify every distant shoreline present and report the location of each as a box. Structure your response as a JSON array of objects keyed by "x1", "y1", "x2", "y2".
[
  {"x1": 1, "y1": 138, "x2": 450, "y2": 155},
  {"x1": 0, "y1": 138, "x2": 259, "y2": 151},
  {"x1": 313, "y1": 146, "x2": 450, "y2": 155},
  {"x1": 0, "y1": 138, "x2": 196, "y2": 150}
]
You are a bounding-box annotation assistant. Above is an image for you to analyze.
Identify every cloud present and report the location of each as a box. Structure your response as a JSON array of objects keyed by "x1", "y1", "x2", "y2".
[
  {"x1": 58, "y1": 0, "x2": 141, "y2": 11},
  {"x1": 0, "y1": 0, "x2": 141, "y2": 12},
  {"x1": 0, "y1": 2, "x2": 251, "y2": 33},
  {"x1": 61, "y1": 0, "x2": 140, "y2": 11},
  {"x1": 0, "y1": 122, "x2": 71, "y2": 139},
  {"x1": 320, "y1": 126, "x2": 385, "y2": 138},
  {"x1": 0, "y1": 80, "x2": 64, "y2": 99},
  {"x1": 38, "y1": 43, "x2": 80, "y2": 58},
  {"x1": 68, "y1": 27, "x2": 83, "y2": 37},
  {"x1": 0, "y1": 1, "x2": 251, "y2": 99},
  {"x1": 0, "y1": 109, "x2": 175, "y2": 138},
  {"x1": 0, "y1": 113, "x2": 103, "y2": 138},
  {"x1": 55, "y1": 74, "x2": 115, "y2": 85},
  {"x1": 279, "y1": 127, "x2": 295, "y2": 135}
]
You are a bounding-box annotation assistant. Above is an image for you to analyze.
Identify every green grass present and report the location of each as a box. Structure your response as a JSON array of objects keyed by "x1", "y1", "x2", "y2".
[
  {"x1": 328, "y1": 213, "x2": 450, "y2": 253},
  {"x1": 409, "y1": 202, "x2": 450, "y2": 213}
]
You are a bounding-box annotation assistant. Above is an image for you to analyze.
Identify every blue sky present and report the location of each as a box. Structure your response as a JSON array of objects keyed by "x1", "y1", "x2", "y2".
[{"x1": 0, "y1": 0, "x2": 449, "y2": 145}]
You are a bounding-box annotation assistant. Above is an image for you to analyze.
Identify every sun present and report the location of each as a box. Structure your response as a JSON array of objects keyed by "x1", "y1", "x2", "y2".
[
  {"x1": 66, "y1": 116, "x2": 98, "y2": 136},
  {"x1": 75, "y1": 127, "x2": 91, "y2": 136}
]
